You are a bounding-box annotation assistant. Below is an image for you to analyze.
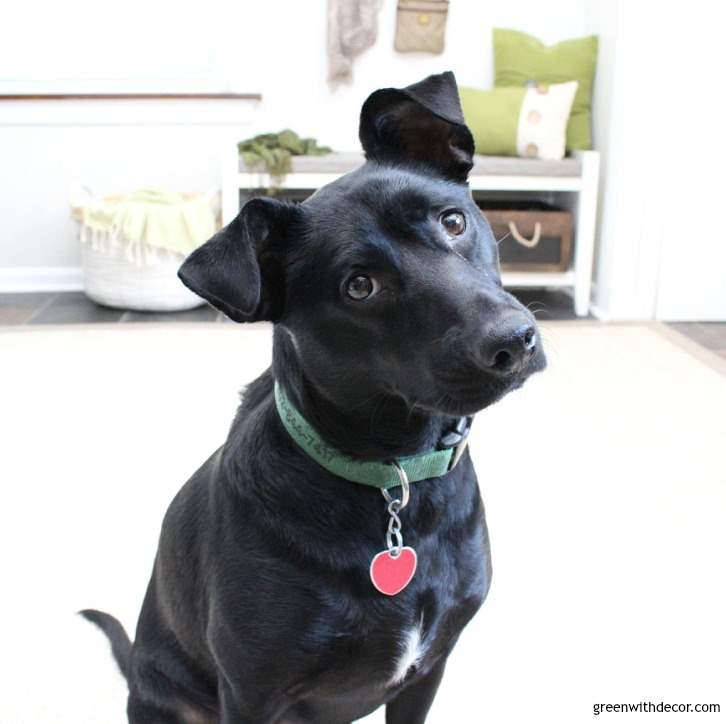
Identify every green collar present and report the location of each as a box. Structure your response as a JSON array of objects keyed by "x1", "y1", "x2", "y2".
[{"x1": 274, "y1": 382, "x2": 471, "y2": 490}]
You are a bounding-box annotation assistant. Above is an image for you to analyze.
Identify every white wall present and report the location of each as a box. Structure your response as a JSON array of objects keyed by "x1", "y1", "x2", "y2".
[
  {"x1": 585, "y1": 0, "x2": 665, "y2": 319},
  {"x1": 0, "y1": 103, "x2": 256, "y2": 278},
  {"x1": 586, "y1": 0, "x2": 726, "y2": 321},
  {"x1": 0, "y1": 0, "x2": 587, "y2": 280},
  {"x1": 650, "y1": 4, "x2": 726, "y2": 321},
  {"x1": 582, "y1": 0, "x2": 617, "y2": 301},
  {"x1": 240, "y1": 0, "x2": 587, "y2": 150}
]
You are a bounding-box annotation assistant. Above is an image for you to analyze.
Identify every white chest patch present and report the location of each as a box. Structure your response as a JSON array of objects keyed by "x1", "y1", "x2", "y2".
[{"x1": 389, "y1": 616, "x2": 426, "y2": 685}]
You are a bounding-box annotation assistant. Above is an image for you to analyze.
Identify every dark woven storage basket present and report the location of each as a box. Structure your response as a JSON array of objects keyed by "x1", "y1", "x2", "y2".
[{"x1": 480, "y1": 204, "x2": 572, "y2": 272}]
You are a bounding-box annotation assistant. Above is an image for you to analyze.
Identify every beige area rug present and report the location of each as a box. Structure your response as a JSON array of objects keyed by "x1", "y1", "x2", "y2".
[{"x1": 1, "y1": 322, "x2": 724, "y2": 723}]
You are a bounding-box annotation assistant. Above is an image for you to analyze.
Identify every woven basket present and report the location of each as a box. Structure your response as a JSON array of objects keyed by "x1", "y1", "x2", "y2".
[
  {"x1": 72, "y1": 187, "x2": 217, "y2": 312},
  {"x1": 81, "y1": 243, "x2": 203, "y2": 312}
]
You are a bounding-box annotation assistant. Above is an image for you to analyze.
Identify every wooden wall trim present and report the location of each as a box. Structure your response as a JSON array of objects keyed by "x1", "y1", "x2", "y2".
[{"x1": 0, "y1": 93, "x2": 262, "y2": 101}]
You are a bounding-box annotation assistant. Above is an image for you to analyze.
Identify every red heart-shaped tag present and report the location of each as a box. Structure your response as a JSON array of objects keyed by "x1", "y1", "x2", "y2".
[{"x1": 369, "y1": 547, "x2": 418, "y2": 596}]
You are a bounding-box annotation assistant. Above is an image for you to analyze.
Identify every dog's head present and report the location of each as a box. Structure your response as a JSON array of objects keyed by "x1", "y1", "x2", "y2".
[{"x1": 180, "y1": 72, "x2": 545, "y2": 416}]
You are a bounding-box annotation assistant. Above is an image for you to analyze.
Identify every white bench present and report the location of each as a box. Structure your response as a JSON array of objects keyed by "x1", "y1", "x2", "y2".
[{"x1": 222, "y1": 150, "x2": 599, "y2": 316}]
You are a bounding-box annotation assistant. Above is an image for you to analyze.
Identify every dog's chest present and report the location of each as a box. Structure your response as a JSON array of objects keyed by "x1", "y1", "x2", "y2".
[
  {"x1": 388, "y1": 615, "x2": 427, "y2": 684},
  {"x1": 309, "y1": 534, "x2": 490, "y2": 693},
  {"x1": 297, "y1": 604, "x2": 432, "y2": 709}
]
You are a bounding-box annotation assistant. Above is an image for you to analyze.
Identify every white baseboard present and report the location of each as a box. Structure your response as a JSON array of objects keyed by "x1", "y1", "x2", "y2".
[
  {"x1": 0, "y1": 267, "x2": 83, "y2": 293},
  {"x1": 589, "y1": 302, "x2": 610, "y2": 321}
]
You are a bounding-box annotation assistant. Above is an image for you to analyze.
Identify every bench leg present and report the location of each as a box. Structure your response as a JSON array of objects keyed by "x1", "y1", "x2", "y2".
[{"x1": 573, "y1": 151, "x2": 600, "y2": 317}]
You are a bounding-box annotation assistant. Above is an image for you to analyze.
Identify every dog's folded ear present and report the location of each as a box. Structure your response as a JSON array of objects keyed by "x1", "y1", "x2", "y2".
[
  {"x1": 359, "y1": 71, "x2": 474, "y2": 183},
  {"x1": 178, "y1": 197, "x2": 297, "y2": 323}
]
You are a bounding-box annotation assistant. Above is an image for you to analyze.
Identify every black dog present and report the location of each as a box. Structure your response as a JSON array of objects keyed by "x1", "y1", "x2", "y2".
[{"x1": 82, "y1": 71, "x2": 545, "y2": 723}]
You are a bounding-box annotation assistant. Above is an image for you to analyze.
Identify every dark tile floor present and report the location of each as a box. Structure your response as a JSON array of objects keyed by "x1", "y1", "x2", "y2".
[
  {"x1": 2, "y1": 291, "x2": 725, "y2": 361},
  {"x1": 0, "y1": 291, "x2": 224, "y2": 325},
  {"x1": 668, "y1": 322, "x2": 726, "y2": 361}
]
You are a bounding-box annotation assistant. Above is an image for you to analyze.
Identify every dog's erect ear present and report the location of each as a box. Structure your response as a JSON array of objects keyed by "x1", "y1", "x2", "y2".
[
  {"x1": 359, "y1": 71, "x2": 474, "y2": 182},
  {"x1": 178, "y1": 197, "x2": 297, "y2": 323}
]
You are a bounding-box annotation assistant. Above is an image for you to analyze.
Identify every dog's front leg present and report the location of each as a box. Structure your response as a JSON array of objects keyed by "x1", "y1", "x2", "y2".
[{"x1": 385, "y1": 657, "x2": 447, "y2": 724}]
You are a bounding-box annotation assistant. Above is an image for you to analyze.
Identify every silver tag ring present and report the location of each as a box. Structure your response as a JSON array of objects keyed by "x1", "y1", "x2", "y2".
[{"x1": 381, "y1": 460, "x2": 410, "y2": 509}]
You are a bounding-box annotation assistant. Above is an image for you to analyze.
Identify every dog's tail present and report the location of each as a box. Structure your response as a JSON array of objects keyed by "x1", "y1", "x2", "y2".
[{"x1": 79, "y1": 608, "x2": 132, "y2": 680}]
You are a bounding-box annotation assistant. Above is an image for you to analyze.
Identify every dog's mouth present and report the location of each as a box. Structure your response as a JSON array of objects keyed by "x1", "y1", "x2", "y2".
[{"x1": 414, "y1": 345, "x2": 547, "y2": 417}]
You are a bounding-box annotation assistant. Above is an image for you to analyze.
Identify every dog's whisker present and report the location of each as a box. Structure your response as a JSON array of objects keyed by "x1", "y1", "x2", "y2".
[
  {"x1": 350, "y1": 389, "x2": 386, "y2": 412},
  {"x1": 368, "y1": 392, "x2": 391, "y2": 435},
  {"x1": 537, "y1": 328, "x2": 562, "y2": 359}
]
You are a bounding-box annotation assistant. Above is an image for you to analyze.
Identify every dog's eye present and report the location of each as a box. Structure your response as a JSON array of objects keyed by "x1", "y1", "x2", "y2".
[
  {"x1": 441, "y1": 210, "x2": 466, "y2": 236},
  {"x1": 346, "y1": 275, "x2": 378, "y2": 300}
]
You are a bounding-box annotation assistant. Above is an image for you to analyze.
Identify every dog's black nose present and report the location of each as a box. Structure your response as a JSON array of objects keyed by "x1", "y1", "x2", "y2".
[{"x1": 482, "y1": 323, "x2": 537, "y2": 375}]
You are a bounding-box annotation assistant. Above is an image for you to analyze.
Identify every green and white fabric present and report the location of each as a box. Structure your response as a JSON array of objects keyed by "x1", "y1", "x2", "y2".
[
  {"x1": 460, "y1": 81, "x2": 578, "y2": 161},
  {"x1": 78, "y1": 187, "x2": 217, "y2": 263},
  {"x1": 493, "y1": 28, "x2": 599, "y2": 151}
]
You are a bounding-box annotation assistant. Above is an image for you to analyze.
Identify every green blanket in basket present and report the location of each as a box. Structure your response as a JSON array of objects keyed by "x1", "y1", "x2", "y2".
[{"x1": 80, "y1": 188, "x2": 217, "y2": 256}]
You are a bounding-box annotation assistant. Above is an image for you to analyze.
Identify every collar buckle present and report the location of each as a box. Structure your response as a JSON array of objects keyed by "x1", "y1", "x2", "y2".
[{"x1": 440, "y1": 416, "x2": 473, "y2": 472}]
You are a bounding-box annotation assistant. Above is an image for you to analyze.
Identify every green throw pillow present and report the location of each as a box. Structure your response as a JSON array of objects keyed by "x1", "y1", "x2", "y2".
[
  {"x1": 460, "y1": 87, "x2": 525, "y2": 157},
  {"x1": 493, "y1": 28, "x2": 598, "y2": 151},
  {"x1": 460, "y1": 82, "x2": 578, "y2": 161}
]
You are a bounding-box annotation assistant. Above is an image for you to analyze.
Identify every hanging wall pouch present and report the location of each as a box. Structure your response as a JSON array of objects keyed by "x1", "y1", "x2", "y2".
[{"x1": 394, "y1": 0, "x2": 449, "y2": 54}]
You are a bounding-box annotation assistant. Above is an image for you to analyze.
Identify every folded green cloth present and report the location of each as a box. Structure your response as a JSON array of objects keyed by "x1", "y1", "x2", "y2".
[
  {"x1": 80, "y1": 188, "x2": 216, "y2": 257},
  {"x1": 238, "y1": 129, "x2": 332, "y2": 182}
]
